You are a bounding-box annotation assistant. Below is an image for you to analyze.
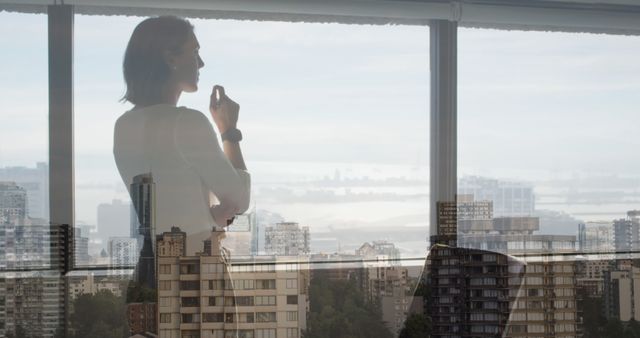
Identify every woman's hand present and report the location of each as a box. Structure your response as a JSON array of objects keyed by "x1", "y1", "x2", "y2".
[{"x1": 209, "y1": 85, "x2": 239, "y2": 134}]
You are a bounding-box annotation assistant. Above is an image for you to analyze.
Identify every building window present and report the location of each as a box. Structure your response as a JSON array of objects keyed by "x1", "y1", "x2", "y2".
[
  {"x1": 255, "y1": 329, "x2": 276, "y2": 338},
  {"x1": 159, "y1": 280, "x2": 172, "y2": 291},
  {"x1": 181, "y1": 313, "x2": 200, "y2": 324},
  {"x1": 238, "y1": 312, "x2": 254, "y2": 323},
  {"x1": 225, "y1": 331, "x2": 254, "y2": 338},
  {"x1": 287, "y1": 311, "x2": 298, "y2": 321},
  {"x1": 286, "y1": 263, "x2": 298, "y2": 272},
  {"x1": 207, "y1": 296, "x2": 223, "y2": 307},
  {"x1": 255, "y1": 296, "x2": 277, "y2": 306},
  {"x1": 159, "y1": 264, "x2": 171, "y2": 274},
  {"x1": 287, "y1": 295, "x2": 298, "y2": 305},
  {"x1": 207, "y1": 280, "x2": 224, "y2": 290},
  {"x1": 159, "y1": 313, "x2": 171, "y2": 323},
  {"x1": 180, "y1": 263, "x2": 199, "y2": 274},
  {"x1": 287, "y1": 328, "x2": 299, "y2": 338},
  {"x1": 159, "y1": 297, "x2": 171, "y2": 307},
  {"x1": 256, "y1": 312, "x2": 277, "y2": 323},
  {"x1": 180, "y1": 280, "x2": 200, "y2": 291},
  {"x1": 225, "y1": 313, "x2": 235, "y2": 323},
  {"x1": 256, "y1": 279, "x2": 276, "y2": 289},
  {"x1": 235, "y1": 279, "x2": 255, "y2": 290},
  {"x1": 181, "y1": 297, "x2": 199, "y2": 307},
  {"x1": 236, "y1": 296, "x2": 254, "y2": 306},
  {"x1": 286, "y1": 279, "x2": 298, "y2": 289},
  {"x1": 182, "y1": 331, "x2": 200, "y2": 338},
  {"x1": 202, "y1": 313, "x2": 224, "y2": 323}
]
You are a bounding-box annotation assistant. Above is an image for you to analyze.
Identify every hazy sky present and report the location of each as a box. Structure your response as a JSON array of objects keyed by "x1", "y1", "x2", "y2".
[{"x1": 1, "y1": 11, "x2": 640, "y2": 250}]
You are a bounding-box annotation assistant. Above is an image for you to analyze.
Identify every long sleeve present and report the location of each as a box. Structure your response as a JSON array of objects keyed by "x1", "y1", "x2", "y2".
[{"x1": 174, "y1": 108, "x2": 251, "y2": 224}]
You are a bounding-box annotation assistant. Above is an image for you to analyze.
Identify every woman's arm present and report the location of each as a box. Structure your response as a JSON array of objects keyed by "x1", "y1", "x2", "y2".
[{"x1": 210, "y1": 85, "x2": 247, "y2": 171}]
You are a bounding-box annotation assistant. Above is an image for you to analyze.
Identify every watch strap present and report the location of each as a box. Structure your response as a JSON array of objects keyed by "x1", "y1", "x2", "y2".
[{"x1": 221, "y1": 128, "x2": 242, "y2": 143}]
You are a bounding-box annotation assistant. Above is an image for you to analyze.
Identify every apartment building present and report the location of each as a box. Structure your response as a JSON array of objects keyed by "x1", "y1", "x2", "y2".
[{"x1": 157, "y1": 228, "x2": 309, "y2": 338}]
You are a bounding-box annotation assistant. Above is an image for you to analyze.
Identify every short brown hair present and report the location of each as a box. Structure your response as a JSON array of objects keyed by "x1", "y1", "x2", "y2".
[{"x1": 122, "y1": 16, "x2": 194, "y2": 105}]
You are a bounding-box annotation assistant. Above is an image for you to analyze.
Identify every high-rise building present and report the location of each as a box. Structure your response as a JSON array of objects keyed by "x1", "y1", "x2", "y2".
[
  {"x1": 364, "y1": 264, "x2": 413, "y2": 335},
  {"x1": 74, "y1": 227, "x2": 91, "y2": 266},
  {"x1": 604, "y1": 267, "x2": 640, "y2": 321},
  {"x1": 97, "y1": 199, "x2": 130, "y2": 245},
  {"x1": 265, "y1": 222, "x2": 310, "y2": 256},
  {"x1": 458, "y1": 176, "x2": 535, "y2": 217},
  {"x1": 224, "y1": 212, "x2": 257, "y2": 256},
  {"x1": 356, "y1": 240, "x2": 401, "y2": 265},
  {"x1": 613, "y1": 211, "x2": 640, "y2": 256},
  {"x1": 427, "y1": 244, "x2": 519, "y2": 337},
  {"x1": 578, "y1": 222, "x2": 614, "y2": 253},
  {"x1": 109, "y1": 237, "x2": 138, "y2": 274},
  {"x1": 157, "y1": 227, "x2": 310, "y2": 338},
  {"x1": 130, "y1": 173, "x2": 156, "y2": 289},
  {"x1": 458, "y1": 217, "x2": 579, "y2": 338},
  {"x1": 0, "y1": 162, "x2": 49, "y2": 220},
  {"x1": 0, "y1": 181, "x2": 27, "y2": 223},
  {"x1": 0, "y1": 222, "x2": 72, "y2": 338}
]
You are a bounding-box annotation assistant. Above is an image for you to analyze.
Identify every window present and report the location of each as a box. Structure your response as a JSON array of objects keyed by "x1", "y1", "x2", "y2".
[
  {"x1": 159, "y1": 264, "x2": 171, "y2": 274},
  {"x1": 180, "y1": 281, "x2": 200, "y2": 291},
  {"x1": 287, "y1": 311, "x2": 298, "y2": 321},
  {"x1": 256, "y1": 312, "x2": 277, "y2": 323},
  {"x1": 238, "y1": 313, "x2": 254, "y2": 323},
  {"x1": 255, "y1": 264, "x2": 276, "y2": 273},
  {"x1": 181, "y1": 297, "x2": 199, "y2": 307},
  {"x1": 202, "y1": 313, "x2": 224, "y2": 323},
  {"x1": 159, "y1": 281, "x2": 172, "y2": 291},
  {"x1": 255, "y1": 329, "x2": 276, "y2": 338},
  {"x1": 159, "y1": 297, "x2": 171, "y2": 307},
  {"x1": 182, "y1": 331, "x2": 200, "y2": 338},
  {"x1": 286, "y1": 279, "x2": 298, "y2": 289},
  {"x1": 160, "y1": 313, "x2": 172, "y2": 323},
  {"x1": 180, "y1": 263, "x2": 199, "y2": 275},
  {"x1": 287, "y1": 295, "x2": 298, "y2": 305},
  {"x1": 234, "y1": 279, "x2": 255, "y2": 290},
  {"x1": 202, "y1": 263, "x2": 224, "y2": 274},
  {"x1": 236, "y1": 296, "x2": 254, "y2": 306},
  {"x1": 286, "y1": 263, "x2": 298, "y2": 272},
  {"x1": 287, "y1": 328, "x2": 299, "y2": 338},
  {"x1": 207, "y1": 296, "x2": 223, "y2": 307},
  {"x1": 255, "y1": 296, "x2": 277, "y2": 306},
  {"x1": 207, "y1": 280, "x2": 224, "y2": 290},
  {"x1": 225, "y1": 331, "x2": 254, "y2": 338},
  {"x1": 256, "y1": 279, "x2": 276, "y2": 290},
  {"x1": 181, "y1": 314, "x2": 200, "y2": 324}
]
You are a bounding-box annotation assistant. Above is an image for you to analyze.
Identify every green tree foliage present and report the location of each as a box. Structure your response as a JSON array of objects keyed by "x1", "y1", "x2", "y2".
[
  {"x1": 68, "y1": 289, "x2": 128, "y2": 338},
  {"x1": 399, "y1": 313, "x2": 431, "y2": 338},
  {"x1": 126, "y1": 281, "x2": 156, "y2": 303},
  {"x1": 303, "y1": 272, "x2": 394, "y2": 338}
]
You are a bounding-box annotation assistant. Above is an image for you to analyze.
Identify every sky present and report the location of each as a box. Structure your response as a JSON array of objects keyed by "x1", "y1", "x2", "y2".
[{"x1": 1, "y1": 11, "x2": 640, "y2": 256}]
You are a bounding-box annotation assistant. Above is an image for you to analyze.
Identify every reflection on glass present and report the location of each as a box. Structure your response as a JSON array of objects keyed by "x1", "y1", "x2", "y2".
[{"x1": 458, "y1": 28, "x2": 640, "y2": 337}]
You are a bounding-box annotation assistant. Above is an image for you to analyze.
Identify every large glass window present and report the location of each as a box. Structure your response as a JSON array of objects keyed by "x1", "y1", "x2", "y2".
[{"x1": 457, "y1": 27, "x2": 640, "y2": 338}]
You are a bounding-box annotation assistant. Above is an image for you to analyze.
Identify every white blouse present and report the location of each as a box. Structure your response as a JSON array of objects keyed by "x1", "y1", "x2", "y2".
[{"x1": 113, "y1": 103, "x2": 250, "y2": 255}]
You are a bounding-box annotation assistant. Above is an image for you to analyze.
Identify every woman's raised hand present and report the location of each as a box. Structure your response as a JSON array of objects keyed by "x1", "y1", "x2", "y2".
[{"x1": 209, "y1": 85, "x2": 239, "y2": 134}]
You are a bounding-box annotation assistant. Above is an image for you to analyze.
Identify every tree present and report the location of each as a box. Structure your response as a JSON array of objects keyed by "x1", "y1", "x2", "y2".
[
  {"x1": 69, "y1": 289, "x2": 128, "y2": 338},
  {"x1": 399, "y1": 313, "x2": 431, "y2": 338},
  {"x1": 304, "y1": 272, "x2": 394, "y2": 338}
]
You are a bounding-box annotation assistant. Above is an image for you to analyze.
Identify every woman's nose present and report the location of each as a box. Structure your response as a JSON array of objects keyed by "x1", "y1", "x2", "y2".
[{"x1": 198, "y1": 56, "x2": 205, "y2": 69}]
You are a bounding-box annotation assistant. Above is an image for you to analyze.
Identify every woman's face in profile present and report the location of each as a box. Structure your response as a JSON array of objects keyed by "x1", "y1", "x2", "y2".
[{"x1": 171, "y1": 32, "x2": 205, "y2": 93}]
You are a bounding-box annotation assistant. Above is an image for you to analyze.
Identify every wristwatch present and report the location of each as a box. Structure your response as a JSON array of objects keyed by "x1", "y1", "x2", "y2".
[{"x1": 221, "y1": 128, "x2": 242, "y2": 143}]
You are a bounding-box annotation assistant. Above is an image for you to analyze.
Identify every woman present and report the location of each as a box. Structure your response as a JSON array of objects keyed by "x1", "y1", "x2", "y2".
[
  {"x1": 114, "y1": 15, "x2": 250, "y2": 255},
  {"x1": 113, "y1": 17, "x2": 250, "y2": 334}
]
